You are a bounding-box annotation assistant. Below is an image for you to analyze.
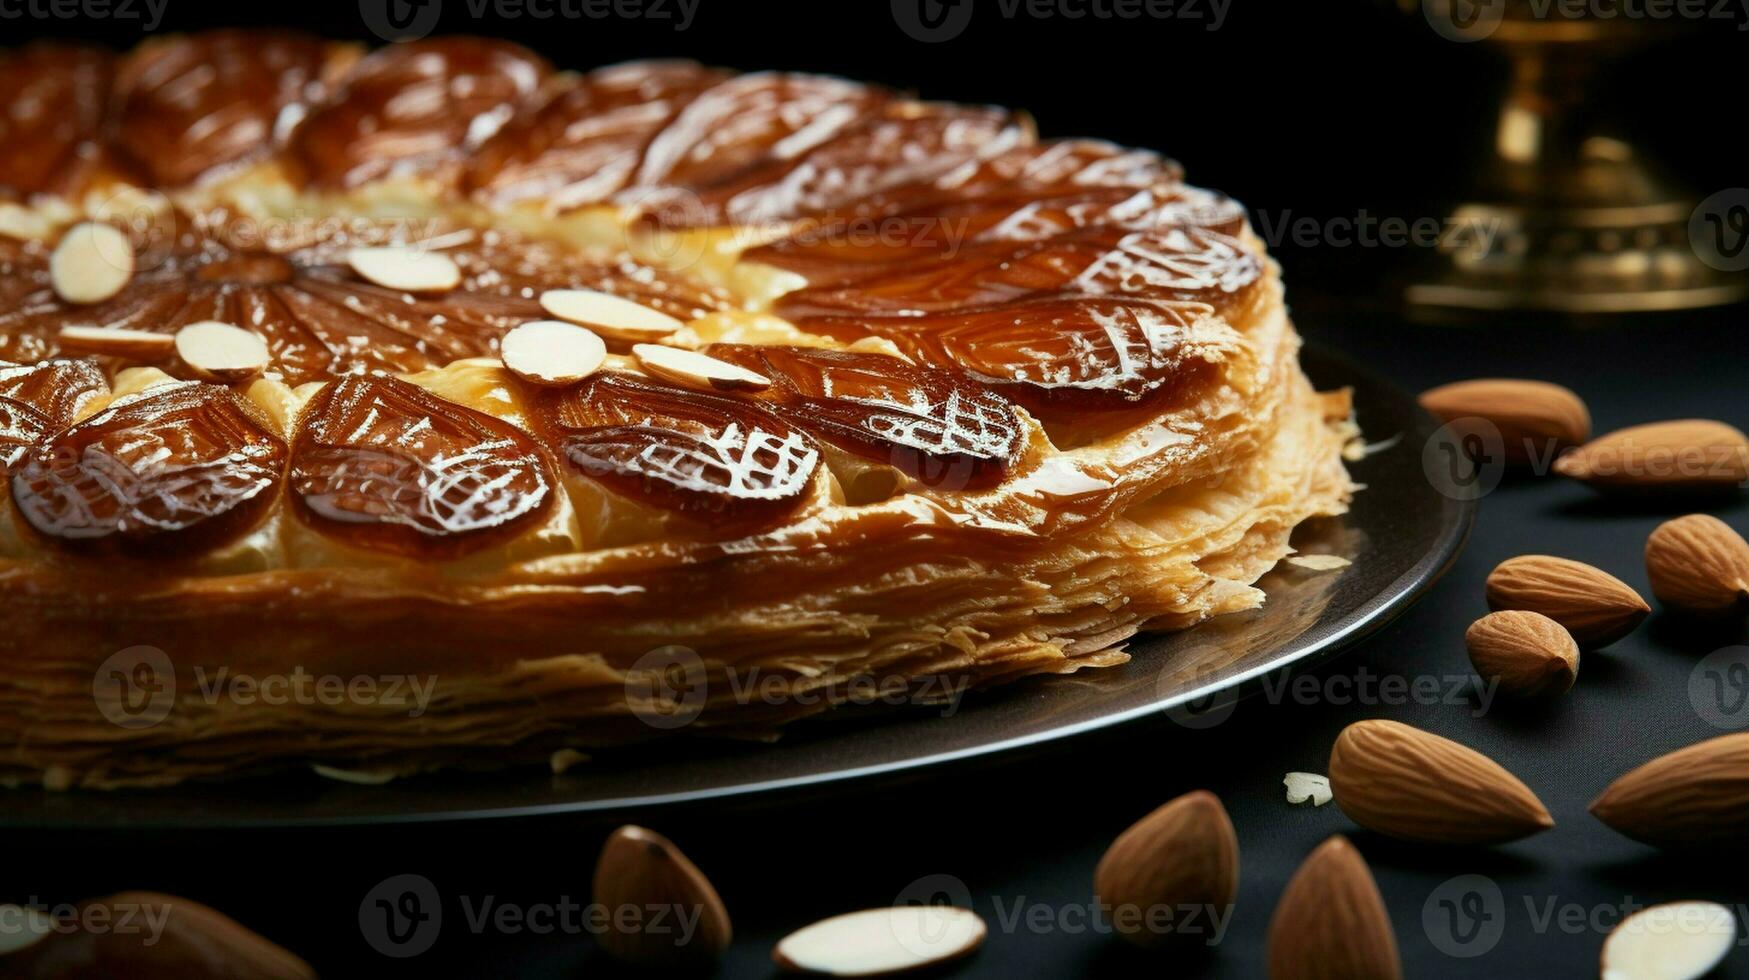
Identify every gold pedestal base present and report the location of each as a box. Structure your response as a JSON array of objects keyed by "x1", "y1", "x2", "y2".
[{"x1": 1399, "y1": 4, "x2": 1749, "y2": 313}]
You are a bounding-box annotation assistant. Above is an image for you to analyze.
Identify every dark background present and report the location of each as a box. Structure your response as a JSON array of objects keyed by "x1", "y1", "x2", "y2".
[{"x1": 9, "y1": 2, "x2": 1749, "y2": 978}]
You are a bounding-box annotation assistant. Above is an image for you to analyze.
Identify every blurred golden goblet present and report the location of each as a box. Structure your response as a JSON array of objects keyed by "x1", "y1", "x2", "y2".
[{"x1": 1393, "y1": 0, "x2": 1748, "y2": 312}]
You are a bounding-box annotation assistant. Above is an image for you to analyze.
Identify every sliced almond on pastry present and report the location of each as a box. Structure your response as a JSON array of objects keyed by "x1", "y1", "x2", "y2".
[
  {"x1": 174, "y1": 321, "x2": 271, "y2": 383},
  {"x1": 633, "y1": 343, "x2": 771, "y2": 392},
  {"x1": 501, "y1": 320, "x2": 607, "y2": 387},
  {"x1": 541, "y1": 288, "x2": 684, "y2": 341},
  {"x1": 58, "y1": 325, "x2": 174, "y2": 358},
  {"x1": 50, "y1": 222, "x2": 134, "y2": 304},
  {"x1": 346, "y1": 246, "x2": 462, "y2": 293}
]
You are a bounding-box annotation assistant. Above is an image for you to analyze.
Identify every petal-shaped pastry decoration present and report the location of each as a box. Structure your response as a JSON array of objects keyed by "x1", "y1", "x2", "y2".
[
  {"x1": 110, "y1": 31, "x2": 342, "y2": 187},
  {"x1": 0, "y1": 357, "x2": 113, "y2": 476},
  {"x1": 290, "y1": 38, "x2": 550, "y2": 189},
  {"x1": 467, "y1": 60, "x2": 729, "y2": 210},
  {"x1": 793, "y1": 294, "x2": 1217, "y2": 420},
  {"x1": 706, "y1": 344, "x2": 1021, "y2": 489},
  {"x1": 538, "y1": 372, "x2": 819, "y2": 531},
  {"x1": 11, "y1": 381, "x2": 286, "y2": 556},
  {"x1": 0, "y1": 219, "x2": 728, "y2": 385},
  {"x1": 0, "y1": 357, "x2": 110, "y2": 426},
  {"x1": 745, "y1": 141, "x2": 1216, "y2": 284},
  {"x1": 289, "y1": 374, "x2": 556, "y2": 560},
  {"x1": 657, "y1": 103, "x2": 1031, "y2": 228},
  {"x1": 619, "y1": 72, "x2": 889, "y2": 212},
  {"x1": 776, "y1": 226, "x2": 1261, "y2": 318},
  {"x1": 0, "y1": 44, "x2": 114, "y2": 199}
]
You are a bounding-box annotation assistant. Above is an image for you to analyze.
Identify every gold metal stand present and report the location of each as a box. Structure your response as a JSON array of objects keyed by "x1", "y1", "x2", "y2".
[{"x1": 1397, "y1": 2, "x2": 1748, "y2": 312}]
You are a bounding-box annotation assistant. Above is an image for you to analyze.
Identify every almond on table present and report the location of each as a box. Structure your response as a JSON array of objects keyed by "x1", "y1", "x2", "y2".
[
  {"x1": 1644, "y1": 514, "x2": 1749, "y2": 616},
  {"x1": 1590, "y1": 732, "x2": 1749, "y2": 849},
  {"x1": 1418, "y1": 377, "x2": 1589, "y2": 465},
  {"x1": 1465, "y1": 610, "x2": 1580, "y2": 698},
  {"x1": 1093, "y1": 790, "x2": 1239, "y2": 951},
  {"x1": 1267, "y1": 836, "x2": 1401, "y2": 980},
  {"x1": 1484, "y1": 555, "x2": 1649, "y2": 648},
  {"x1": 1554, "y1": 419, "x2": 1749, "y2": 494},
  {"x1": 592, "y1": 826, "x2": 731, "y2": 970},
  {"x1": 1327, "y1": 719, "x2": 1553, "y2": 845}
]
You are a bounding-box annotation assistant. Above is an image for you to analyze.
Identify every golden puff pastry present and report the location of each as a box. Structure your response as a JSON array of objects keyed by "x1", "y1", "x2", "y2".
[{"x1": 0, "y1": 33, "x2": 1354, "y2": 787}]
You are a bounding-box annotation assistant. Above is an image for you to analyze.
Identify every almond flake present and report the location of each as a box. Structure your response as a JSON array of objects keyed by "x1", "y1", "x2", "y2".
[
  {"x1": 774, "y1": 906, "x2": 986, "y2": 977},
  {"x1": 50, "y1": 221, "x2": 134, "y2": 305},
  {"x1": 540, "y1": 289, "x2": 685, "y2": 341},
  {"x1": 346, "y1": 246, "x2": 462, "y2": 293},
  {"x1": 1287, "y1": 554, "x2": 1351, "y2": 571},
  {"x1": 633, "y1": 343, "x2": 771, "y2": 392},
  {"x1": 58, "y1": 325, "x2": 173, "y2": 358},
  {"x1": 1601, "y1": 901, "x2": 1735, "y2": 980},
  {"x1": 1284, "y1": 772, "x2": 1332, "y2": 806},
  {"x1": 173, "y1": 321, "x2": 271, "y2": 383},
  {"x1": 501, "y1": 320, "x2": 607, "y2": 387}
]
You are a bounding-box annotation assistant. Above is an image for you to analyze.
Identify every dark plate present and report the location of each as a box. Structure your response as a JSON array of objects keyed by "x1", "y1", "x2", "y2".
[{"x1": 2, "y1": 345, "x2": 1472, "y2": 829}]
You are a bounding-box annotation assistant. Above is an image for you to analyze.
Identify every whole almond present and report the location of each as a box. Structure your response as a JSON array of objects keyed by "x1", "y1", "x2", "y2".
[
  {"x1": 2, "y1": 891, "x2": 314, "y2": 978},
  {"x1": 1093, "y1": 789, "x2": 1239, "y2": 950},
  {"x1": 1590, "y1": 732, "x2": 1749, "y2": 849},
  {"x1": 593, "y1": 825, "x2": 732, "y2": 969},
  {"x1": 1644, "y1": 514, "x2": 1749, "y2": 615},
  {"x1": 1418, "y1": 378, "x2": 1589, "y2": 465},
  {"x1": 1266, "y1": 836, "x2": 1401, "y2": 980},
  {"x1": 1484, "y1": 555, "x2": 1650, "y2": 648},
  {"x1": 1554, "y1": 419, "x2": 1749, "y2": 494},
  {"x1": 1328, "y1": 719, "x2": 1553, "y2": 845},
  {"x1": 1465, "y1": 610, "x2": 1580, "y2": 698}
]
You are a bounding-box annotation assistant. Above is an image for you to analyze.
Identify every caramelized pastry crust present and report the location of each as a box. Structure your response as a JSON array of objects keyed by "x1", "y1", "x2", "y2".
[{"x1": 0, "y1": 33, "x2": 1356, "y2": 788}]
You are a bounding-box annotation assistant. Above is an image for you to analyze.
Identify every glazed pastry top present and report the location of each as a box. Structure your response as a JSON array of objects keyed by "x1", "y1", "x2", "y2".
[{"x1": 0, "y1": 32, "x2": 1277, "y2": 568}]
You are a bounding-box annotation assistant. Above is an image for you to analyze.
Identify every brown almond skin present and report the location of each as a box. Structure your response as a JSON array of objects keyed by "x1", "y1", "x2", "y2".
[
  {"x1": 1554, "y1": 419, "x2": 1749, "y2": 494},
  {"x1": 2, "y1": 891, "x2": 314, "y2": 979},
  {"x1": 1093, "y1": 789, "x2": 1239, "y2": 950},
  {"x1": 1591, "y1": 733, "x2": 1749, "y2": 849},
  {"x1": 593, "y1": 825, "x2": 732, "y2": 970},
  {"x1": 1485, "y1": 555, "x2": 1650, "y2": 648},
  {"x1": 1465, "y1": 610, "x2": 1580, "y2": 698},
  {"x1": 1418, "y1": 378, "x2": 1589, "y2": 466},
  {"x1": 1329, "y1": 719, "x2": 1554, "y2": 845},
  {"x1": 1266, "y1": 836, "x2": 1401, "y2": 980},
  {"x1": 1645, "y1": 514, "x2": 1749, "y2": 615}
]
